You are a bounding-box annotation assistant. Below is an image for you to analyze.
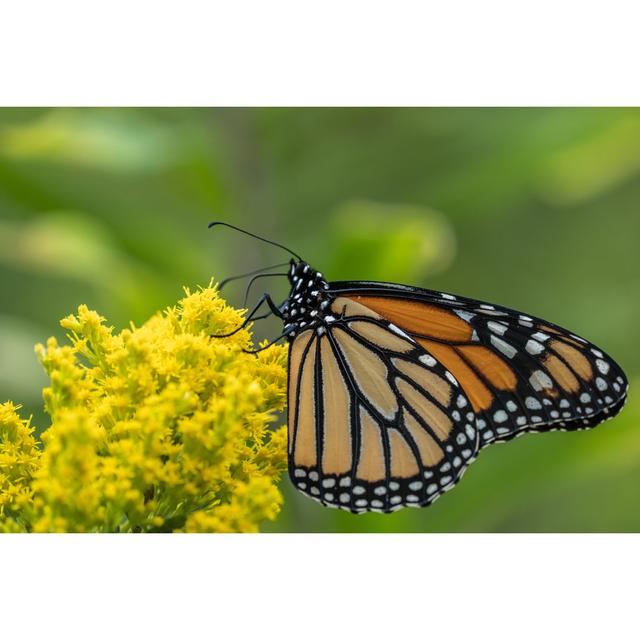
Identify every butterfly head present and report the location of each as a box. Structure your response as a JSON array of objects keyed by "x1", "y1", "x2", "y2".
[{"x1": 281, "y1": 260, "x2": 331, "y2": 338}]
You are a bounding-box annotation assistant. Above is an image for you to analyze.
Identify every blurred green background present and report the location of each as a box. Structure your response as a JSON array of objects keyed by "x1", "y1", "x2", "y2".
[{"x1": 0, "y1": 107, "x2": 638, "y2": 532}]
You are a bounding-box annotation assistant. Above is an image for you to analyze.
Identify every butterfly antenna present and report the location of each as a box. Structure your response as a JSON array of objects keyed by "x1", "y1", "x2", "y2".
[
  {"x1": 208, "y1": 221, "x2": 303, "y2": 261},
  {"x1": 243, "y1": 272, "x2": 288, "y2": 307},
  {"x1": 218, "y1": 261, "x2": 290, "y2": 292}
]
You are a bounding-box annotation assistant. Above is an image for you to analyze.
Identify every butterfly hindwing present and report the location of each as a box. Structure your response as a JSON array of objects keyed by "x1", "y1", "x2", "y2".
[{"x1": 287, "y1": 297, "x2": 480, "y2": 513}]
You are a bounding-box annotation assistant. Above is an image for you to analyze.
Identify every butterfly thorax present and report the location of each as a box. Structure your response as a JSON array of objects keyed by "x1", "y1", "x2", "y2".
[{"x1": 281, "y1": 261, "x2": 331, "y2": 339}]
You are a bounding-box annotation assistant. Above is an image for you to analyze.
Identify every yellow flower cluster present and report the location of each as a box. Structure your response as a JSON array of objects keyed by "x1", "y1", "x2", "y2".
[
  {"x1": 0, "y1": 402, "x2": 40, "y2": 531},
  {"x1": 0, "y1": 285, "x2": 289, "y2": 532}
]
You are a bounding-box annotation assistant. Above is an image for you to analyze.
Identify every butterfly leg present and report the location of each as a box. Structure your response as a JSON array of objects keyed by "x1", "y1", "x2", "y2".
[
  {"x1": 242, "y1": 324, "x2": 297, "y2": 354},
  {"x1": 210, "y1": 292, "x2": 282, "y2": 338}
]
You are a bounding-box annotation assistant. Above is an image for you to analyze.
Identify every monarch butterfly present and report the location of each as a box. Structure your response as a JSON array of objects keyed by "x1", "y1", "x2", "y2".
[{"x1": 211, "y1": 223, "x2": 629, "y2": 514}]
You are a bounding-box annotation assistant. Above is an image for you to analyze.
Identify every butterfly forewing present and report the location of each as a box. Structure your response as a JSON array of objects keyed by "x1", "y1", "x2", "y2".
[
  {"x1": 330, "y1": 283, "x2": 628, "y2": 449},
  {"x1": 287, "y1": 297, "x2": 479, "y2": 513}
]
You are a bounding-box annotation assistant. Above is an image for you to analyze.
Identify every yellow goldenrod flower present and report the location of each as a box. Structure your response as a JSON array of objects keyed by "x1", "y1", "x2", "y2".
[
  {"x1": 0, "y1": 284, "x2": 288, "y2": 533},
  {"x1": 0, "y1": 402, "x2": 41, "y2": 531}
]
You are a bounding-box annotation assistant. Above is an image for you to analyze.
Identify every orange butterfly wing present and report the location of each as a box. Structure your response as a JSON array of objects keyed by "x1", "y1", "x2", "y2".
[
  {"x1": 340, "y1": 289, "x2": 627, "y2": 446},
  {"x1": 287, "y1": 297, "x2": 479, "y2": 513}
]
